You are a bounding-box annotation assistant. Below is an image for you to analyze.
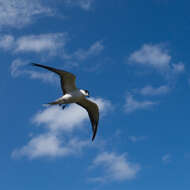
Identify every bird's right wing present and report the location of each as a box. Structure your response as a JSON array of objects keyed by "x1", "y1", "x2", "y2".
[
  {"x1": 31, "y1": 63, "x2": 77, "y2": 94},
  {"x1": 77, "y1": 98, "x2": 99, "y2": 141}
]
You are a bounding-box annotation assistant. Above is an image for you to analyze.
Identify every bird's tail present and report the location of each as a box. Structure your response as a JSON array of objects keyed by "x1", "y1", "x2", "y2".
[{"x1": 43, "y1": 101, "x2": 59, "y2": 107}]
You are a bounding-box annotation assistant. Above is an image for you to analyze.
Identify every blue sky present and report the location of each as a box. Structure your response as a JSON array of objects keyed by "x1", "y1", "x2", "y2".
[{"x1": 1, "y1": 0, "x2": 190, "y2": 189}]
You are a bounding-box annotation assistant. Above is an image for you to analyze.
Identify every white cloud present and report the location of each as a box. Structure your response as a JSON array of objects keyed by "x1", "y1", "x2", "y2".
[
  {"x1": 128, "y1": 136, "x2": 147, "y2": 143},
  {"x1": 74, "y1": 41, "x2": 104, "y2": 60},
  {"x1": 33, "y1": 104, "x2": 88, "y2": 132},
  {"x1": 65, "y1": 0, "x2": 94, "y2": 11},
  {"x1": 162, "y1": 154, "x2": 171, "y2": 163},
  {"x1": 0, "y1": 35, "x2": 15, "y2": 50},
  {"x1": 128, "y1": 44, "x2": 185, "y2": 75},
  {"x1": 1, "y1": 33, "x2": 68, "y2": 56},
  {"x1": 3, "y1": 34, "x2": 102, "y2": 66},
  {"x1": 12, "y1": 133, "x2": 90, "y2": 159},
  {"x1": 15, "y1": 33, "x2": 67, "y2": 55},
  {"x1": 172, "y1": 62, "x2": 185, "y2": 73},
  {"x1": 139, "y1": 85, "x2": 170, "y2": 96},
  {"x1": 10, "y1": 59, "x2": 56, "y2": 83},
  {"x1": 125, "y1": 94, "x2": 157, "y2": 113},
  {"x1": 12, "y1": 97, "x2": 112, "y2": 159},
  {"x1": 63, "y1": 40, "x2": 104, "y2": 62},
  {"x1": 10, "y1": 59, "x2": 27, "y2": 77},
  {"x1": 128, "y1": 44, "x2": 171, "y2": 70},
  {"x1": 33, "y1": 98, "x2": 112, "y2": 132},
  {"x1": 0, "y1": 0, "x2": 52, "y2": 28},
  {"x1": 90, "y1": 152, "x2": 140, "y2": 182}
]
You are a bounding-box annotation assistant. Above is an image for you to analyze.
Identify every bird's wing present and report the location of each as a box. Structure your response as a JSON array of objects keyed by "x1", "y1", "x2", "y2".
[
  {"x1": 31, "y1": 63, "x2": 77, "y2": 94},
  {"x1": 77, "y1": 98, "x2": 99, "y2": 141}
]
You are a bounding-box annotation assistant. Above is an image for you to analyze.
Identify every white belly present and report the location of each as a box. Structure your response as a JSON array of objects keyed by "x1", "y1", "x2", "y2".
[{"x1": 59, "y1": 90, "x2": 84, "y2": 104}]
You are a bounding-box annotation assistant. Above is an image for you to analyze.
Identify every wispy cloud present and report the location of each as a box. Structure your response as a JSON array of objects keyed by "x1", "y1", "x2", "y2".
[
  {"x1": 0, "y1": 33, "x2": 68, "y2": 56},
  {"x1": 63, "y1": 40, "x2": 104, "y2": 65},
  {"x1": 10, "y1": 59, "x2": 26, "y2": 77},
  {"x1": 162, "y1": 153, "x2": 171, "y2": 163},
  {"x1": 0, "y1": 35, "x2": 14, "y2": 50},
  {"x1": 128, "y1": 44, "x2": 185, "y2": 76},
  {"x1": 125, "y1": 44, "x2": 185, "y2": 114},
  {"x1": 72, "y1": 41, "x2": 104, "y2": 61},
  {"x1": 33, "y1": 98, "x2": 112, "y2": 132},
  {"x1": 128, "y1": 44, "x2": 171, "y2": 70},
  {"x1": 125, "y1": 93, "x2": 157, "y2": 113},
  {"x1": 10, "y1": 59, "x2": 56, "y2": 83},
  {"x1": 3, "y1": 34, "x2": 103, "y2": 67},
  {"x1": 172, "y1": 62, "x2": 185, "y2": 74},
  {"x1": 12, "y1": 133, "x2": 90, "y2": 159},
  {"x1": 128, "y1": 136, "x2": 147, "y2": 143},
  {"x1": 139, "y1": 85, "x2": 170, "y2": 96},
  {"x1": 65, "y1": 0, "x2": 94, "y2": 11},
  {"x1": 12, "y1": 98, "x2": 112, "y2": 159},
  {"x1": 15, "y1": 33, "x2": 67, "y2": 55},
  {"x1": 0, "y1": 0, "x2": 52, "y2": 29},
  {"x1": 90, "y1": 152, "x2": 140, "y2": 182}
]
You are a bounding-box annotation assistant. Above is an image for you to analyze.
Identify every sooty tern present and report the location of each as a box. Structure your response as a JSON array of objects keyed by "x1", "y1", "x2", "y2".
[{"x1": 31, "y1": 63, "x2": 99, "y2": 141}]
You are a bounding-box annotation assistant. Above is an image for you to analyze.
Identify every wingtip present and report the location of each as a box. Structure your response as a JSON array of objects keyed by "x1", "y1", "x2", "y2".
[
  {"x1": 92, "y1": 136, "x2": 95, "y2": 141},
  {"x1": 91, "y1": 127, "x2": 98, "y2": 142},
  {"x1": 30, "y1": 62, "x2": 37, "y2": 66}
]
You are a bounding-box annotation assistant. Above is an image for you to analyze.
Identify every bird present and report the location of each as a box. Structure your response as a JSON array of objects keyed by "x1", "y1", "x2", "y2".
[{"x1": 31, "y1": 63, "x2": 99, "y2": 141}]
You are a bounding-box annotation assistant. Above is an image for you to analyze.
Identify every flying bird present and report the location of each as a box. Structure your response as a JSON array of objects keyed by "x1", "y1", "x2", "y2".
[{"x1": 31, "y1": 63, "x2": 99, "y2": 141}]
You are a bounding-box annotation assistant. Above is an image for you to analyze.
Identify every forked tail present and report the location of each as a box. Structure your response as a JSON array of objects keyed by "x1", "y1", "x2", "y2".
[{"x1": 43, "y1": 101, "x2": 59, "y2": 107}]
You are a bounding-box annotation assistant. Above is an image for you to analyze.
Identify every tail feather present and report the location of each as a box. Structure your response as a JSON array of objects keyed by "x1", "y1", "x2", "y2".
[{"x1": 42, "y1": 101, "x2": 59, "y2": 107}]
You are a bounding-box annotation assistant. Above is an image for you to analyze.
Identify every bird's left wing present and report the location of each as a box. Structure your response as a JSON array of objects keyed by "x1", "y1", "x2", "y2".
[
  {"x1": 77, "y1": 98, "x2": 99, "y2": 141},
  {"x1": 31, "y1": 63, "x2": 76, "y2": 94}
]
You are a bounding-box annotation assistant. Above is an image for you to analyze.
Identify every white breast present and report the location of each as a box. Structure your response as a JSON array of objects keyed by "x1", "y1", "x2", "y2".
[{"x1": 62, "y1": 89, "x2": 84, "y2": 103}]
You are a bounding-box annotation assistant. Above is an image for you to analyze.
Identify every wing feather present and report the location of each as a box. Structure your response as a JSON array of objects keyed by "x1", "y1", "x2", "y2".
[
  {"x1": 31, "y1": 63, "x2": 76, "y2": 94},
  {"x1": 77, "y1": 99, "x2": 99, "y2": 141}
]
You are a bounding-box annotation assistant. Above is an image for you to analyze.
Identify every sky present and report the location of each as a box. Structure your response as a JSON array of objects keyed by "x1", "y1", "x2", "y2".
[{"x1": 0, "y1": 0, "x2": 190, "y2": 189}]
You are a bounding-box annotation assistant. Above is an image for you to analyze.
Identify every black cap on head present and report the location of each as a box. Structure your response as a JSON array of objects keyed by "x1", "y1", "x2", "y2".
[{"x1": 85, "y1": 90, "x2": 90, "y2": 97}]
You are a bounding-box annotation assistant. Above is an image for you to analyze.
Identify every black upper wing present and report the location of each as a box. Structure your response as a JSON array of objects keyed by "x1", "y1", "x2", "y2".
[
  {"x1": 31, "y1": 63, "x2": 77, "y2": 94},
  {"x1": 77, "y1": 98, "x2": 99, "y2": 141}
]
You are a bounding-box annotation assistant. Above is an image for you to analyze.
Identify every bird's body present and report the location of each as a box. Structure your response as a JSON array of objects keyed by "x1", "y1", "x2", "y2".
[
  {"x1": 31, "y1": 63, "x2": 99, "y2": 141},
  {"x1": 48, "y1": 89, "x2": 86, "y2": 105}
]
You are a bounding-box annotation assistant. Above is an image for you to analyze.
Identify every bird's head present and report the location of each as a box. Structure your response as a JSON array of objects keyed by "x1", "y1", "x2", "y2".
[{"x1": 80, "y1": 89, "x2": 90, "y2": 97}]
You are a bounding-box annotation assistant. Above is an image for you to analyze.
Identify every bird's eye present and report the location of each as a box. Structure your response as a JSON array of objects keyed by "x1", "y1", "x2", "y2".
[{"x1": 85, "y1": 90, "x2": 90, "y2": 97}]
